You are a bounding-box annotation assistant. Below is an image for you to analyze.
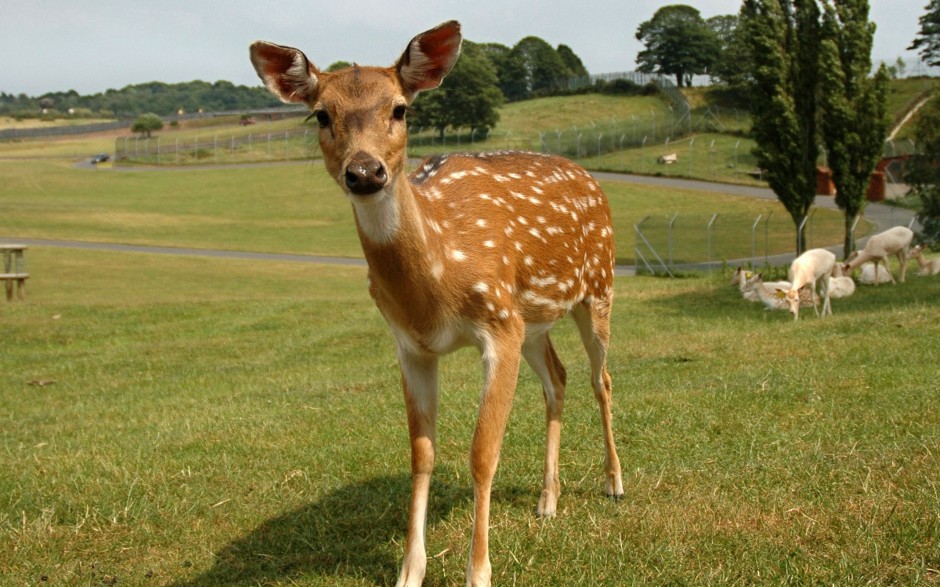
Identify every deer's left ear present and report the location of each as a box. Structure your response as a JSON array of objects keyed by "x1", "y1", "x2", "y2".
[{"x1": 396, "y1": 20, "x2": 462, "y2": 100}]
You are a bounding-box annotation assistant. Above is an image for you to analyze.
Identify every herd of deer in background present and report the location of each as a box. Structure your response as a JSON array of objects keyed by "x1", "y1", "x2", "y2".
[{"x1": 732, "y1": 225, "x2": 939, "y2": 320}]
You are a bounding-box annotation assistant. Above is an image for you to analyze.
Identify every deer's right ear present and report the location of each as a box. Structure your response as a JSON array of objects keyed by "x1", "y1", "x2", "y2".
[
  {"x1": 249, "y1": 41, "x2": 319, "y2": 104},
  {"x1": 396, "y1": 20, "x2": 462, "y2": 100}
]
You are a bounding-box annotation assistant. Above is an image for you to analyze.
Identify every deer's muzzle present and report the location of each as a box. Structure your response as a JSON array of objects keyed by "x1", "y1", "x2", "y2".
[{"x1": 345, "y1": 152, "x2": 388, "y2": 196}]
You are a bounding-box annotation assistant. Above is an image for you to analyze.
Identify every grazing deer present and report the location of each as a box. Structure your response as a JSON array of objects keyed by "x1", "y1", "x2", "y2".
[{"x1": 250, "y1": 21, "x2": 624, "y2": 587}]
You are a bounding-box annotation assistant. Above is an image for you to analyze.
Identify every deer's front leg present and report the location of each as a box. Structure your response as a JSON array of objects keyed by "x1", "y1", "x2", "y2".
[
  {"x1": 466, "y1": 325, "x2": 524, "y2": 587},
  {"x1": 396, "y1": 349, "x2": 439, "y2": 587}
]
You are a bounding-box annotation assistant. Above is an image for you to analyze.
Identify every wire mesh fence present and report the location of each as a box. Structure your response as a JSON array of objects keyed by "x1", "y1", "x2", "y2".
[
  {"x1": 114, "y1": 129, "x2": 318, "y2": 165},
  {"x1": 633, "y1": 209, "x2": 859, "y2": 275}
]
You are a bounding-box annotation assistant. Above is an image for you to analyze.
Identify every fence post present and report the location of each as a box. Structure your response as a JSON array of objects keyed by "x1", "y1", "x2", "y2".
[
  {"x1": 642, "y1": 136, "x2": 648, "y2": 174},
  {"x1": 797, "y1": 214, "x2": 810, "y2": 256},
  {"x1": 764, "y1": 211, "x2": 773, "y2": 265},
  {"x1": 707, "y1": 213, "x2": 718, "y2": 271},
  {"x1": 751, "y1": 214, "x2": 763, "y2": 265},
  {"x1": 668, "y1": 213, "x2": 679, "y2": 267}
]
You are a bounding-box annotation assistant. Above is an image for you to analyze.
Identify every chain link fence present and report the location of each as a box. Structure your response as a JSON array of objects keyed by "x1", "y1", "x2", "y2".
[
  {"x1": 634, "y1": 210, "x2": 850, "y2": 275},
  {"x1": 114, "y1": 128, "x2": 318, "y2": 165}
]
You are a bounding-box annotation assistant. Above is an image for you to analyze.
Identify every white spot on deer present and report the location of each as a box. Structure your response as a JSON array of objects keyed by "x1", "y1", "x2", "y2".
[
  {"x1": 473, "y1": 282, "x2": 490, "y2": 294},
  {"x1": 524, "y1": 255, "x2": 534, "y2": 266},
  {"x1": 476, "y1": 218, "x2": 488, "y2": 228},
  {"x1": 536, "y1": 216, "x2": 546, "y2": 224},
  {"x1": 483, "y1": 240, "x2": 495, "y2": 248},
  {"x1": 431, "y1": 261, "x2": 444, "y2": 280},
  {"x1": 498, "y1": 308, "x2": 510, "y2": 320},
  {"x1": 530, "y1": 275, "x2": 558, "y2": 287},
  {"x1": 450, "y1": 249, "x2": 467, "y2": 262},
  {"x1": 503, "y1": 255, "x2": 510, "y2": 265},
  {"x1": 427, "y1": 218, "x2": 443, "y2": 234},
  {"x1": 494, "y1": 174, "x2": 510, "y2": 183},
  {"x1": 517, "y1": 216, "x2": 529, "y2": 225}
]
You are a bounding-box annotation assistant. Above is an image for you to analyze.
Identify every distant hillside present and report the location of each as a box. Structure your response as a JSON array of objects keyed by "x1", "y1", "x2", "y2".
[{"x1": 0, "y1": 80, "x2": 281, "y2": 119}]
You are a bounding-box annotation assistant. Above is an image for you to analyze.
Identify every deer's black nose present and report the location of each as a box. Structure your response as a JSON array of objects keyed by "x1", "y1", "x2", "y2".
[{"x1": 345, "y1": 152, "x2": 388, "y2": 195}]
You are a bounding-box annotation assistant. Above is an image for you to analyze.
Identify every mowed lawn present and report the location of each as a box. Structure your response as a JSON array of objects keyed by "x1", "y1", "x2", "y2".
[
  {"x1": 1, "y1": 244, "x2": 938, "y2": 586},
  {"x1": 0, "y1": 158, "x2": 851, "y2": 267}
]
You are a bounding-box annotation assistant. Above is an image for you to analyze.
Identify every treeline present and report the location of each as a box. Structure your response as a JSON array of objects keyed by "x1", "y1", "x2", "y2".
[
  {"x1": 0, "y1": 80, "x2": 282, "y2": 120},
  {"x1": 1, "y1": 33, "x2": 650, "y2": 126}
]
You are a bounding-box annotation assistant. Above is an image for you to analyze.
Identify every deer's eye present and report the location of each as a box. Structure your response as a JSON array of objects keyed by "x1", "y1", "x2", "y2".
[
  {"x1": 392, "y1": 105, "x2": 407, "y2": 121},
  {"x1": 314, "y1": 110, "x2": 331, "y2": 128}
]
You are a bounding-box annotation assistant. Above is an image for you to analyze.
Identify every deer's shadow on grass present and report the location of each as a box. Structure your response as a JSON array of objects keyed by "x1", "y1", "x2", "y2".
[{"x1": 171, "y1": 471, "x2": 467, "y2": 587}]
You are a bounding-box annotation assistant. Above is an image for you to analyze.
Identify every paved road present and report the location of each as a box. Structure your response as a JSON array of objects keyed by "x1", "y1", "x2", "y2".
[{"x1": 5, "y1": 165, "x2": 917, "y2": 276}]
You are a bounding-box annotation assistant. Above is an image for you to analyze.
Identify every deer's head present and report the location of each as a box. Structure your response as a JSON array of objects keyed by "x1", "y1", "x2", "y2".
[{"x1": 249, "y1": 21, "x2": 462, "y2": 202}]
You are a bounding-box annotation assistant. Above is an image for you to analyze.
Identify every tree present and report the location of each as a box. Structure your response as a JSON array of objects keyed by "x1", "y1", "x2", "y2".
[
  {"x1": 327, "y1": 61, "x2": 352, "y2": 72},
  {"x1": 132, "y1": 113, "x2": 163, "y2": 137},
  {"x1": 635, "y1": 5, "x2": 720, "y2": 87},
  {"x1": 557, "y1": 44, "x2": 589, "y2": 80},
  {"x1": 909, "y1": 0, "x2": 940, "y2": 67},
  {"x1": 740, "y1": 0, "x2": 822, "y2": 254},
  {"x1": 410, "y1": 41, "x2": 503, "y2": 138},
  {"x1": 511, "y1": 36, "x2": 572, "y2": 96},
  {"x1": 480, "y1": 43, "x2": 529, "y2": 102},
  {"x1": 819, "y1": 0, "x2": 890, "y2": 258},
  {"x1": 907, "y1": 97, "x2": 940, "y2": 246},
  {"x1": 707, "y1": 15, "x2": 750, "y2": 88}
]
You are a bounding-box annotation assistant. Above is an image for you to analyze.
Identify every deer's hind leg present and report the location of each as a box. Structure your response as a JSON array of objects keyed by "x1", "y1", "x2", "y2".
[
  {"x1": 571, "y1": 296, "x2": 624, "y2": 499},
  {"x1": 522, "y1": 330, "x2": 567, "y2": 518}
]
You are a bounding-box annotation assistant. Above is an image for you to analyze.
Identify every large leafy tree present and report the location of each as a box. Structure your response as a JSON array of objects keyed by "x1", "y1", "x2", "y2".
[
  {"x1": 511, "y1": 36, "x2": 572, "y2": 96},
  {"x1": 410, "y1": 41, "x2": 503, "y2": 138},
  {"x1": 909, "y1": 0, "x2": 940, "y2": 66},
  {"x1": 480, "y1": 43, "x2": 530, "y2": 102},
  {"x1": 819, "y1": 0, "x2": 890, "y2": 258},
  {"x1": 635, "y1": 5, "x2": 720, "y2": 87},
  {"x1": 131, "y1": 113, "x2": 163, "y2": 138},
  {"x1": 707, "y1": 14, "x2": 752, "y2": 92},
  {"x1": 557, "y1": 44, "x2": 589, "y2": 80},
  {"x1": 740, "y1": 0, "x2": 822, "y2": 254},
  {"x1": 907, "y1": 97, "x2": 940, "y2": 246}
]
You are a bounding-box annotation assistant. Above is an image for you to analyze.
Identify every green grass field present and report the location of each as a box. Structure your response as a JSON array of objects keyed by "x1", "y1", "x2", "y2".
[
  {"x1": 1, "y1": 82, "x2": 937, "y2": 585},
  {"x1": 2, "y1": 247, "x2": 938, "y2": 586},
  {"x1": 0, "y1": 157, "x2": 854, "y2": 267}
]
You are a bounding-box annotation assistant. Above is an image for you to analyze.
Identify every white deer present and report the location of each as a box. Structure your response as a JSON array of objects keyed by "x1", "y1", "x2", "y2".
[
  {"x1": 250, "y1": 21, "x2": 623, "y2": 587},
  {"x1": 786, "y1": 248, "x2": 836, "y2": 320},
  {"x1": 842, "y1": 226, "x2": 914, "y2": 285}
]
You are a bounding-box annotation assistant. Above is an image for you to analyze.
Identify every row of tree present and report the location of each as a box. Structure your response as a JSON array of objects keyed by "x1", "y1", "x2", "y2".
[
  {"x1": 1, "y1": 34, "x2": 593, "y2": 125},
  {"x1": 0, "y1": 80, "x2": 283, "y2": 119},
  {"x1": 737, "y1": 0, "x2": 888, "y2": 256}
]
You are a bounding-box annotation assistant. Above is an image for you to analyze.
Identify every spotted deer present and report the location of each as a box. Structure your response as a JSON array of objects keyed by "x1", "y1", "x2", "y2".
[{"x1": 250, "y1": 20, "x2": 624, "y2": 587}]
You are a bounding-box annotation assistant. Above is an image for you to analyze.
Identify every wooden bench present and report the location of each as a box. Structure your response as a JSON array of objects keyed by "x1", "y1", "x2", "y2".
[{"x1": 1, "y1": 244, "x2": 28, "y2": 301}]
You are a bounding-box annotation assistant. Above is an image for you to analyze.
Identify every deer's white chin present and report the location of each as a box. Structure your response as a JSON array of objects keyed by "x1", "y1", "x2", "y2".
[{"x1": 350, "y1": 185, "x2": 400, "y2": 244}]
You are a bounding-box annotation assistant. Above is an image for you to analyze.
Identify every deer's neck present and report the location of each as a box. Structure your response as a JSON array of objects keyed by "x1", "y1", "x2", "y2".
[{"x1": 351, "y1": 174, "x2": 448, "y2": 322}]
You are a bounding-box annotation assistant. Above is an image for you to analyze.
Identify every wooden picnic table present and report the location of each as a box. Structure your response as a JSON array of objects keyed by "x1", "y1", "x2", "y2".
[{"x1": 1, "y1": 244, "x2": 28, "y2": 301}]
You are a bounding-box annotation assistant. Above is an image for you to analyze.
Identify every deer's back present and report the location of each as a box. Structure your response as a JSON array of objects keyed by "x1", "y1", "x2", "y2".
[{"x1": 409, "y1": 151, "x2": 615, "y2": 324}]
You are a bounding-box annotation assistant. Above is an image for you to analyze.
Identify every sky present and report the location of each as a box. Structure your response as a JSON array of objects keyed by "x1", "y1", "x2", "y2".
[{"x1": 0, "y1": 0, "x2": 934, "y2": 97}]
